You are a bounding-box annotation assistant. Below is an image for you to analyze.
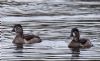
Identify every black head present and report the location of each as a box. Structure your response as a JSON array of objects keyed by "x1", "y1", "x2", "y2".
[
  {"x1": 12, "y1": 24, "x2": 23, "y2": 33},
  {"x1": 70, "y1": 28, "x2": 80, "y2": 42},
  {"x1": 70, "y1": 28, "x2": 79, "y2": 37}
]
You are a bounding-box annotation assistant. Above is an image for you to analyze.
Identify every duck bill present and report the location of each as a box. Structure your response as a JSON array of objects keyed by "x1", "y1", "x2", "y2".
[
  {"x1": 70, "y1": 32, "x2": 73, "y2": 37},
  {"x1": 12, "y1": 28, "x2": 15, "y2": 32}
]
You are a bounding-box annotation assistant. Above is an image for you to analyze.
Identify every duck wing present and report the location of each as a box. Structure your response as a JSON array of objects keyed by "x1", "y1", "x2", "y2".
[
  {"x1": 79, "y1": 38, "x2": 88, "y2": 44},
  {"x1": 23, "y1": 34, "x2": 38, "y2": 40}
]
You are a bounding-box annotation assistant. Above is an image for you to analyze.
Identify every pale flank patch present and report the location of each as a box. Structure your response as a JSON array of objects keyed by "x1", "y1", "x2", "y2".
[{"x1": 24, "y1": 39, "x2": 29, "y2": 44}]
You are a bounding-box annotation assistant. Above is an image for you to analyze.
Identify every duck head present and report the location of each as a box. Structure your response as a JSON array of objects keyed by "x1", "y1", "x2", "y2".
[
  {"x1": 70, "y1": 28, "x2": 80, "y2": 42},
  {"x1": 12, "y1": 24, "x2": 23, "y2": 34}
]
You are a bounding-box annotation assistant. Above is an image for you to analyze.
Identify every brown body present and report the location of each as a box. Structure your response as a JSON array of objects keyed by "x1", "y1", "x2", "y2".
[
  {"x1": 68, "y1": 28, "x2": 93, "y2": 48},
  {"x1": 12, "y1": 24, "x2": 41, "y2": 48}
]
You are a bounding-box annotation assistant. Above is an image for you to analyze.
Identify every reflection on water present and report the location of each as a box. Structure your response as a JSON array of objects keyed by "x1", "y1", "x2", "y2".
[
  {"x1": 70, "y1": 48, "x2": 80, "y2": 61},
  {"x1": 1, "y1": 0, "x2": 100, "y2": 61}
]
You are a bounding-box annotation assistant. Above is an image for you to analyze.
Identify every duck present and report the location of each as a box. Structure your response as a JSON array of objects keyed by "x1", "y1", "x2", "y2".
[
  {"x1": 68, "y1": 28, "x2": 93, "y2": 48},
  {"x1": 12, "y1": 24, "x2": 41, "y2": 48}
]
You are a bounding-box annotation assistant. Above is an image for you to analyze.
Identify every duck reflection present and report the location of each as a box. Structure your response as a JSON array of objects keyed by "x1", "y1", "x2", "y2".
[
  {"x1": 71, "y1": 48, "x2": 80, "y2": 61},
  {"x1": 12, "y1": 48, "x2": 24, "y2": 58}
]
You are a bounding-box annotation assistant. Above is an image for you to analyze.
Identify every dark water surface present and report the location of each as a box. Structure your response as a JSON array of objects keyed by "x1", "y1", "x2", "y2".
[{"x1": 0, "y1": 0, "x2": 100, "y2": 61}]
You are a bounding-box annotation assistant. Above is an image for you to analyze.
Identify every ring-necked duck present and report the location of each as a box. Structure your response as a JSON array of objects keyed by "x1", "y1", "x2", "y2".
[
  {"x1": 68, "y1": 28, "x2": 93, "y2": 48},
  {"x1": 12, "y1": 24, "x2": 41, "y2": 48}
]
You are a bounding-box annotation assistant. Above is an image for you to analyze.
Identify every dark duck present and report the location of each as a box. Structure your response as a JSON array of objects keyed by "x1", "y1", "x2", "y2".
[
  {"x1": 68, "y1": 28, "x2": 93, "y2": 48},
  {"x1": 12, "y1": 24, "x2": 41, "y2": 48}
]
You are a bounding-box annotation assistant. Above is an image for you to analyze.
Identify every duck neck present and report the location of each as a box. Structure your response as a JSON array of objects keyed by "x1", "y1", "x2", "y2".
[
  {"x1": 16, "y1": 32, "x2": 24, "y2": 38},
  {"x1": 73, "y1": 32, "x2": 80, "y2": 42}
]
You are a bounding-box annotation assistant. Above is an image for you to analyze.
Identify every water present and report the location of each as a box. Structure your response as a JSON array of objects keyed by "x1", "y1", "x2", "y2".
[{"x1": 0, "y1": 0, "x2": 100, "y2": 61}]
